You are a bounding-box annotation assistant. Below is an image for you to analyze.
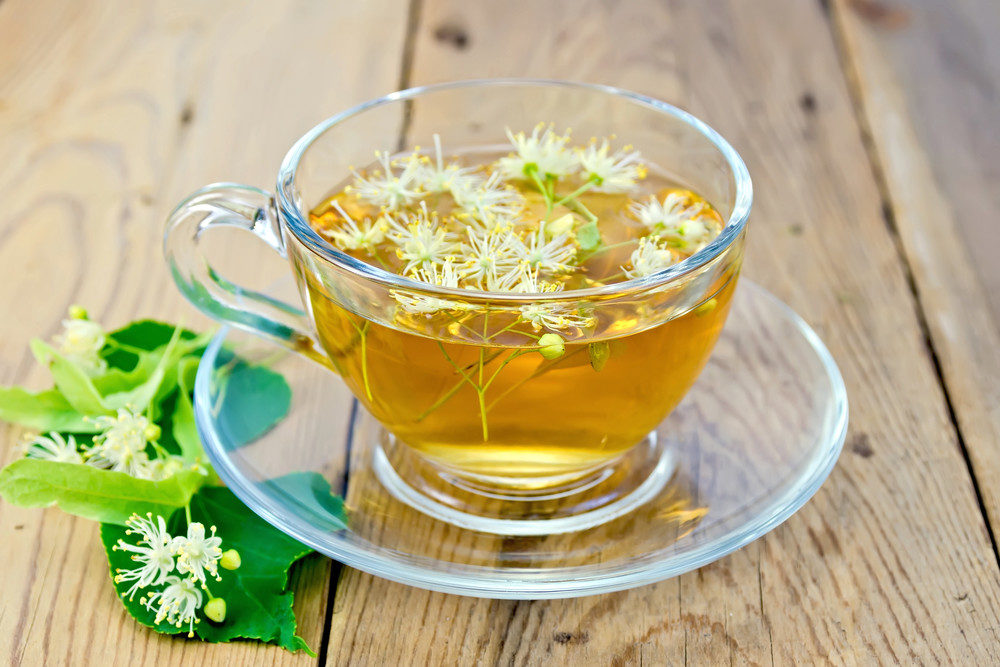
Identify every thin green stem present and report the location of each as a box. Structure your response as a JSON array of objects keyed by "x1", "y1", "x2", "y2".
[
  {"x1": 553, "y1": 178, "x2": 597, "y2": 207},
  {"x1": 435, "y1": 341, "x2": 490, "y2": 440},
  {"x1": 184, "y1": 503, "x2": 192, "y2": 526},
  {"x1": 486, "y1": 347, "x2": 587, "y2": 412},
  {"x1": 436, "y1": 341, "x2": 479, "y2": 388},
  {"x1": 369, "y1": 247, "x2": 392, "y2": 269},
  {"x1": 416, "y1": 348, "x2": 504, "y2": 422},
  {"x1": 529, "y1": 168, "x2": 552, "y2": 210},
  {"x1": 580, "y1": 238, "x2": 638, "y2": 261},
  {"x1": 349, "y1": 320, "x2": 373, "y2": 401},
  {"x1": 415, "y1": 380, "x2": 465, "y2": 421},
  {"x1": 477, "y1": 390, "x2": 489, "y2": 441},
  {"x1": 565, "y1": 198, "x2": 598, "y2": 223},
  {"x1": 482, "y1": 349, "x2": 531, "y2": 392}
]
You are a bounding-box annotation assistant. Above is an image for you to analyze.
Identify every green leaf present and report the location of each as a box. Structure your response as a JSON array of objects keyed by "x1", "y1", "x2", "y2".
[
  {"x1": 0, "y1": 386, "x2": 99, "y2": 432},
  {"x1": 577, "y1": 220, "x2": 602, "y2": 252},
  {"x1": 108, "y1": 320, "x2": 200, "y2": 352},
  {"x1": 101, "y1": 485, "x2": 318, "y2": 654},
  {"x1": 214, "y1": 355, "x2": 292, "y2": 447},
  {"x1": 103, "y1": 320, "x2": 209, "y2": 374},
  {"x1": 102, "y1": 326, "x2": 184, "y2": 411},
  {"x1": 172, "y1": 358, "x2": 203, "y2": 460},
  {"x1": 0, "y1": 459, "x2": 204, "y2": 525},
  {"x1": 266, "y1": 472, "x2": 347, "y2": 531},
  {"x1": 30, "y1": 339, "x2": 110, "y2": 416}
]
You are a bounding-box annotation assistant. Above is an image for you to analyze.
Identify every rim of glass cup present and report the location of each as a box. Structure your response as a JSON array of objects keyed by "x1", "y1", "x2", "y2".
[{"x1": 276, "y1": 78, "x2": 752, "y2": 303}]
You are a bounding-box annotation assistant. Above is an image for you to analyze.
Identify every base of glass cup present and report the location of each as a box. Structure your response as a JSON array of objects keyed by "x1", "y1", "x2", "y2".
[{"x1": 371, "y1": 429, "x2": 676, "y2": 536}]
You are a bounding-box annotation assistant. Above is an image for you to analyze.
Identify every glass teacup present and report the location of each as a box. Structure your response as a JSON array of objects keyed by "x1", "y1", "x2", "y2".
[{"x1": 165, "y1": 80, "x2": 751, "y2": 533}]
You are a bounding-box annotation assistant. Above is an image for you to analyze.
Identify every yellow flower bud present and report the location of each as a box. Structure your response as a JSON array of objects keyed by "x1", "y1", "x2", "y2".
[
  {"x1": 205, "y1": 597, "x2": 227, "y2": 623},
  {"x1": 221, "y1": 548, "x2": 242, "y2": 570},
  {"x1": 68, "y1": 305, "x2": 89, "y2": 320},
  {"x1": 144, "y1": 424, "x2": 161, "y2": 441},
  {"x1": 546, "y1": 214, "x2": 576, "y2": 238},
  {"x1": 588, "y1": 341, "x2": 610, "y2": 371},
  {"x1": 694, "y1": 298, "x2": 717, "y2": 316},
  {"x1": 538, "y1": 333, "x2": 565, "y2": 360}
]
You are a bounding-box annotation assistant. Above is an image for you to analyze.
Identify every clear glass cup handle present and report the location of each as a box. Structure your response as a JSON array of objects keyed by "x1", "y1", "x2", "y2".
[{"x1": 164, "y1": 182, "x2": 313, "y2": 349}]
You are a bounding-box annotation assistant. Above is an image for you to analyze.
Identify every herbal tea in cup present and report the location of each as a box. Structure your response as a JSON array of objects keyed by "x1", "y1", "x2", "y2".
[
  {"x1": 303, "y1": 127, "x2": 735, "y2": 484},
  {"x1": 165, "y1": 80, "x2": 751, "y2": 531}
]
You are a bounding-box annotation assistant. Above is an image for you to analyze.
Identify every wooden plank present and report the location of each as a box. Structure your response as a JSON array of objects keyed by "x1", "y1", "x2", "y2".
[
  {"x1": 0, "y1": 0, "x2": 408, "y2": 663},
  {"x1": 830, "y1": 0, "x2": 1000, "y2": 550},
  {"x1": 324, "y1": 0, "x2": 1000, "y2": 664}
]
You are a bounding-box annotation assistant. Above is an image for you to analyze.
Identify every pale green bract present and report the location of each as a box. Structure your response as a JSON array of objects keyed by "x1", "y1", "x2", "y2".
[{"x1": 0, "y1": 460, "x2": 205, "y2": 525}]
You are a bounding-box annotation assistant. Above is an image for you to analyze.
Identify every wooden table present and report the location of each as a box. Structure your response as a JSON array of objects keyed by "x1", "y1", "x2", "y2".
[{"x1": 2, "y1": 0, "x2": 999, "y2": 663}]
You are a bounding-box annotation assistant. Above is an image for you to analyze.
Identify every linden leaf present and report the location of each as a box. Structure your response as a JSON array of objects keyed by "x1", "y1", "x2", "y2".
[
  {"x1": 0, "y1": 386, "x2": 98, "y2": 433},
  {"x1": 171, "y1": 358, "x2": 202, "y2": 460},
  {"x1": 0, "y1": 459, "x2": 204, "y2": 525},
  {"x1": 29, "y1": 339, "x2": 110, "y2": 416},
  {"x1": 101, "y1": 483, "x2": 330, "y2": 654},
  {"x1": 212, "y1": 353, "x2": 293, "y2": 447}
]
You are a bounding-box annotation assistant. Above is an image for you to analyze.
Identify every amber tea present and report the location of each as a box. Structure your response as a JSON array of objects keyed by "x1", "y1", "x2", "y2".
[{"x1": 301, "y1": 126, "x2": 738, "y2": 485}]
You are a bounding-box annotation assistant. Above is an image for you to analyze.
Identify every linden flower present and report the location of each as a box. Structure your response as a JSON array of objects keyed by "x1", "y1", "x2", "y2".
[
  {"x1": 349, "y1": 151, "x2": 422, "y2": 211},
  {"x1": 143, "y1": 575, "x2": 204, "y2": 637},
  {"x1": 458, "y1": 225, "x2": 524, "y2": 287},
  {"x1": 499, "y1": 125, "x2": 578, "y2": 180},
  {"x1": 393, "y1": 260, "x2": 475, "y2": 315},
  {"x1": 516, "y1": 222, "x2": 578, "y2": 275},
  {"x1": 518, "y1": 296, "x2": 596, "y2": 332},
  {"x1": 623, "y1": 237, "x2": 678, "y2": 279},
  {"x1": 657, "y1": 216, "x2": 719, "y2": 252},
  {"x1": 630, "y1": 192, "x2": 706, "y2": 237},
  {"x1": 53, "y1": 316, "x2": 107, "y2": 376},
  {"x1": 386, "y1": 203, "x2": 459, "y2": 273},
  {"x1": 23, "y1": 432, "x2": 83, "y2": 463},
  {"x1": 113, "y1": 513, "x2": 176, "y2": 601},
  {"x1": 145, "y1": 455, "x2": 206, "y2": 482},
  {"x1": 576, "y1": 139, "x2": 646, "y2": 193},
  {"x1": 172, "y1": 522, "x2": 223, "y2": 585},
  {"x1": 321, "y1": 202, "x2": 387, "y2": 251},
  {"x1": 84, "y1": 407, "x2": 160, "y2": 478},
  {"x1": 452, "y1": 171, "x2": 524, "y2": 223},
  {"x1": 417, "y1": 134, "x2": 479, "y2": 194}
]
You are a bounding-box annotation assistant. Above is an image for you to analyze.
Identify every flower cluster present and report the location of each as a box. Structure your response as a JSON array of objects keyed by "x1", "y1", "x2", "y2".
[
  {"x1": 312, "y1": 124, "x2": 723, "y2": 332},
  {"x1": 24, "y1": 405, "x2": 203, "y2": 481},
  {"x1": 629, "y1": 191, "x2": 720, "y2": 254},
  {"x1": 112, "y1": 513, "x2": 240, "y2": 636},
  {"x1": 23, "y1": 316, "x2": 206, "y2": 480},
  {"x1": 53, "y1": 308, "x2": 107, "y2": 376}
]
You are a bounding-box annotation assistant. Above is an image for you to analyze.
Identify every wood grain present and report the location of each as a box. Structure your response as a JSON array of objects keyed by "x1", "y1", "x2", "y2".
[
  {"x1": 324, "y1": 1, "x2": 1000, "y2": 664},
  {"x1": 0, "y1": 0, "x2": 408, "y2": 664},
  {"x1": 831, "y1": 0, "x2": 1000, "y2": 553},
  {"x1": 3, "y1": 0, "x2": 1000, "y2": 664}
]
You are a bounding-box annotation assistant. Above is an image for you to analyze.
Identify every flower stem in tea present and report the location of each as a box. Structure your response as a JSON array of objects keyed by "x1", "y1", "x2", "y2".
[
  {"x1": 436, "y1": 341, "x2": 490, "y2": 440},
  {"x1": 485, "y1": 346, "x2": 588, "y2": 412},
  {"x1": 349, "y1": 320, "x2": 373, "y2": 401}
]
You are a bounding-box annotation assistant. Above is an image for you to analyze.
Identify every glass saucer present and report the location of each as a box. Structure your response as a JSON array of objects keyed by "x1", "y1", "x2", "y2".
[{"x1": 194, "y1": 281, "x2": 847, "y2": 599}]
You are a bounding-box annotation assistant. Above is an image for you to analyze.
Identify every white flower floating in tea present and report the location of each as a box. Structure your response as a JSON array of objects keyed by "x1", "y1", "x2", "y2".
[
  {"x1": 308, "y1": 124, "x2": 728, "y2": 441},
  {"x1": 311, "y1": 123, "x2": 725, "y2": 329}
]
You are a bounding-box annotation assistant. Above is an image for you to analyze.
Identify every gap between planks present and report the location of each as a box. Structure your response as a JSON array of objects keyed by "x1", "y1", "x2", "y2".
[{"x1": 821, "y1": 0, "x2": 1000, "y2": 568}]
